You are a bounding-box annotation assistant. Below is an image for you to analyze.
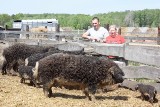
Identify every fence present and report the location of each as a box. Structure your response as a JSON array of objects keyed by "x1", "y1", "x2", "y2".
[{"x1": 0, "y1": 30, "x2": 160, "y2": 92}]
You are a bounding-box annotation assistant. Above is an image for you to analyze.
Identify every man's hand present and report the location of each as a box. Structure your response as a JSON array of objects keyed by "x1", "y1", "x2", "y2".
[
  {"x1": 87, "y1": 36, "x2": 100, "y2": 42},
  {"x1": 87, "y1": 36, "x2": 92, "y2": 40},
  {"x1": 87, "y1": 36, "x2": 105, "y2": 43},
  {"x1": 92, "y1": 37, "x2": 101, "y2": 42}
]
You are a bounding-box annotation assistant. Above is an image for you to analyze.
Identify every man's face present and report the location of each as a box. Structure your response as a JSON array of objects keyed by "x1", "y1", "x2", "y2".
[
  {"x1": 92, "y1": 19, "x2": 100, "y2": 30},
  {"x1": 109, "y1": 27, "x2": 117, "y2": 37}
]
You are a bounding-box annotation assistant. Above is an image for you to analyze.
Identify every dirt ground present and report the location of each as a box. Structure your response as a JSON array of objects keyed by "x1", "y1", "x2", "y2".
[
  {"x1": 0, "y1": 42, "x2": 160, "y2": 107},
  {"x1": 0, "y1": 74, "x2": 160, "y2": 107}
]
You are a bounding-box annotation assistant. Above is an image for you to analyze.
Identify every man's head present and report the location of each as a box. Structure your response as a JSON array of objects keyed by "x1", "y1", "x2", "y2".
[
  {"x1": 91, "y1": 17, "x2": 100, "y2": 30},
  {"x1": 109, "y1": 25, "x2": 117, "y2": 37}
]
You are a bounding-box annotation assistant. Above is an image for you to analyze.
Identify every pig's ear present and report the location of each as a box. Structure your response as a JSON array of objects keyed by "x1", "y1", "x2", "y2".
[{"x1": 108, "y1": 66, "x2": 115, "y2": 75}]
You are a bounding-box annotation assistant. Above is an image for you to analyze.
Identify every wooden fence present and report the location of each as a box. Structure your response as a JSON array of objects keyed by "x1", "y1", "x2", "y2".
[{"x1": 0, "y1": 31, "x2": 160, "y2": 92}]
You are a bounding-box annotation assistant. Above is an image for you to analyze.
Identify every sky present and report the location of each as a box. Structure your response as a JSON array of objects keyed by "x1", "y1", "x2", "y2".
[{"x1": 0, "y1": 0, "x2": 160, "y2": 15}]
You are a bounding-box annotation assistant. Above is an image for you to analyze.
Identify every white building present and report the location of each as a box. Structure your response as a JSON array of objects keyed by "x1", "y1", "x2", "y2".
[{"x1": 13, "y1": 19, "x2": 59, "y2": 31}]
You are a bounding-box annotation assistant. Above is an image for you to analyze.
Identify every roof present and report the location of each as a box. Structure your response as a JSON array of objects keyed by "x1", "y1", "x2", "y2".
[{"x1": 14, "y1": 19, "x2": 58, "y2": 23}]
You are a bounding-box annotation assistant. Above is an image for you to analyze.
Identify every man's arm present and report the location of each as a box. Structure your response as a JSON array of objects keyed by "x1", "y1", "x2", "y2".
[
  {"x1": 82, "y1": 32, "x2": 100, "y2": 42},
  {"x1": 81, "y1": 32, "x2": 91, "y2": 39}
]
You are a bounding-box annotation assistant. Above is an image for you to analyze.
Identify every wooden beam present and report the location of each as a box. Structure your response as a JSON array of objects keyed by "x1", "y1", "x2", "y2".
[
  {"x1": 3, "y1": 39, "x2": 160, "y2": 67},
  {"x1": 89, "y1": 43, "x2": 125, "y2": 57},
  {"x1": 128, "y1": 43, "x2": 160, "y2": 47},
  {"x1": 55, "y1": 42, "x2": 84, "y2": 51},
  {"x1": 125, "y1": 43, "x2": 160, "y2": 67},
  {"x1": 83, "y1": 42, "x2": 160, "y2": 67},
  {"x1": 122, "y1": 65, "x2": 160, "y2": 82},
  {"x1": 121, "y1": 79, "x2": 160, "y2": 93},
  {"x1": 125, "y1": 36, "x2": 160, "y2": 41}
]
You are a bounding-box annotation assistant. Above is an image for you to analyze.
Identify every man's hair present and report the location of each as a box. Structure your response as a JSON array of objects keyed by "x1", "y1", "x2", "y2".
[{"x1": 92, "y1": 17, "x2": 99, "y2": 22}]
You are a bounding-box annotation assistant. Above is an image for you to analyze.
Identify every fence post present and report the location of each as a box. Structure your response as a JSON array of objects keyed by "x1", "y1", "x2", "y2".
[
  {"x1": 4, "y1": 25, "x2": 8, "y2": 39},
  {"x1": 37, "y1": 39, "x2": 42, "y2": 46},
  {"x1": 26, "y1": 25, "x2": 29, "y2": 39},
  {"x1": 55, "y1": 23, "x2": 60, "y2": 41},
  {"x1": 157, "y1": 26, "x2": 160, "y2": 45},
  {"x1": 118, "y1": 27, "x2": 121, "y2": 35},
  {"x1": 14, "y1": 38, "x2": 17, "y2": 43},
  {"x1": 55, "y1": 23, "x2": 60, "y2": 33}
]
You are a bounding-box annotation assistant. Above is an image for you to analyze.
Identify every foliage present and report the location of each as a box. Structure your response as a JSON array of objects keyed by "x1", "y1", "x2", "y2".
[
  {"x1": 0, "y1": 14, "x2": 11, "y2": 27},
  {"x1": 0, "y1": 9, "x2": 160, "y2": 29}
]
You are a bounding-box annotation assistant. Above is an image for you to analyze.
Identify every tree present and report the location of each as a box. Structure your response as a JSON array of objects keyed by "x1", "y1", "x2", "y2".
[
  {"x1": 0, "y1": 14, "x2": 11, "y2": 27},
  {"x1": 124, "y1": 11, "x2": 135, "y2": 27}
]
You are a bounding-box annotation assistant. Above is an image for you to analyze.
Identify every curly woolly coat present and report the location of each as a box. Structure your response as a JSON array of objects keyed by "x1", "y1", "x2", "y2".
[
  {"x1": 25, "y1": 48, "x2": 85, "y2": 66},
  {"x1": 135, "y1": 84, "x2": 157, "y2": 104},
  {"x1": 1, "y1": 43, "x2": 53, "y2": 75},
  {"x1": 33, "y1": 53, "x2": 124, "y2": 100},
  {"x1": 18, "y1": 65, "x2": 39, "y2": 87}
]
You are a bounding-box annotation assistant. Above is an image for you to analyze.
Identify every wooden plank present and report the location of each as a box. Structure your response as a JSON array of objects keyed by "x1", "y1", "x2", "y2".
[
  {"x1": 55, "y1": 42, "x2": 84, "y2": 51},
  {"x1": 2, "y1": 31, "x2": 160, "y2": 40},
  {"x1": 128, "y1": 43, "x2": 160, "y2": 47},
  {"x1": 89, "y1": 43, "x2": 125, "y2": 57},
  {"x1": 122, "y1": 66, "x2": 160, "y2": 82},
  {"x1": 3, "y1": 38, "x2": 160, "y2": 67},
  {"x1": 0, "y1": 31, "x2": 82, "y2": 37},
  {"x1": 121, "y1": 79, "x2": 138, "y2": 91},
  {"x1": 125, "y1": 36, "x2": 160, "y2": 41},
  {"x1": 4, "y1": 38, "x2": 68, "y2": 46},
  {"x1": 121, "y1": 79, "x2": 160, "y2": 93},
  {"x1": 125, "y1": 43, "x2": 160, "y2": 67},
  {"x1": 84, "y1": 42, "x2": 160, "y2": 67}
]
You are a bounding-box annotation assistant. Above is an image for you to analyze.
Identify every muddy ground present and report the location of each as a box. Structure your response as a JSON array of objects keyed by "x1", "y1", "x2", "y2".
[{"x1": 0, "y1": 42, "x2": 160, "y2": 107}]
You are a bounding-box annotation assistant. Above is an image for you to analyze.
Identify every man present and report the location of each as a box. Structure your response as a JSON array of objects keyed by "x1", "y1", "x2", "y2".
[
  {"x1": 105, "y1": 25, "x2": 125, "y2": 44},
  {"x1": 82, "y1": 17, "x2": 109, "y2": 42}
]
